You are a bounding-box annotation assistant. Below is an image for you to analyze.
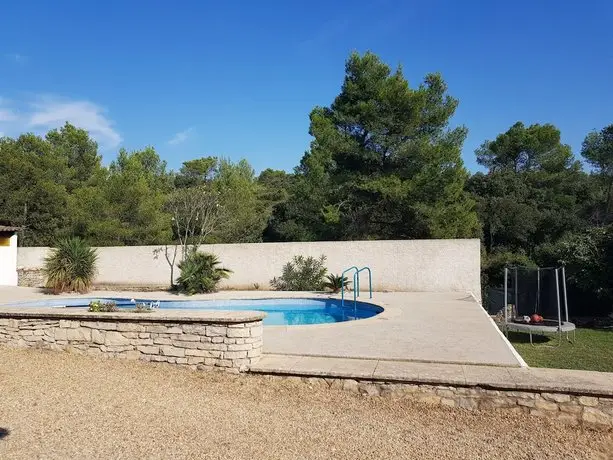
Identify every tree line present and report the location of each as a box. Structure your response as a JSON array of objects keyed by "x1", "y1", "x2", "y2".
[{"x1": 1, "y1": 52, "x2": 611, "y2": 312}]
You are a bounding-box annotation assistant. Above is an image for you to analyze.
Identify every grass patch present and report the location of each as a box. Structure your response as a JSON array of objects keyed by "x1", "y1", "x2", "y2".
[{"x1": 508, "y1": 328, "x2": 613, "y2": 372}]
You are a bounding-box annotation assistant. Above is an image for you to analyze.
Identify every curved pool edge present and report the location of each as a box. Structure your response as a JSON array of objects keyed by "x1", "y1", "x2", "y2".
[
  {"x1": 263, "y1": 298, "x2": 392, "y2": 330},
  {"x1": 0, "y1": 293, "x2": 388, "y2": 327}
]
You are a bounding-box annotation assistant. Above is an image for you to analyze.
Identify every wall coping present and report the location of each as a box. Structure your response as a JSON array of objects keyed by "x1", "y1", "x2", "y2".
[
  {"x1": 0, "y1": 307, "x2": 266, "y2": 324},
  {"x1": 251, "y1": 355, "x2": 613, "y2": 398}
]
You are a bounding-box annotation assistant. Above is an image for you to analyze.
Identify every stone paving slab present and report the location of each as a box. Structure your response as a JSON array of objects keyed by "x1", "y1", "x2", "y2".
[
  {"x1": 373, "y1": 360, "x2": 467, "y2": 385},
  {"x1": 324, "y1": 357, "x2": 379, "y2": 378},
  {"x1": 463, "y1": 364, "x2": 516, "y2": 387},
  {"x1": 510, "y1": 368, "x2": 613, "y2": 395},
  {"x1": 251, "y1": 354, "x2": 613, "y2": 397},
  {"x1": 287, "y1": 356, "x2": 338, "y2": 376}
]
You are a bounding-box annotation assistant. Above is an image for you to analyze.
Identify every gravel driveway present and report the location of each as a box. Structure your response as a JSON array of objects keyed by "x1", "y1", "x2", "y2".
[{"x1": 0, "y1": 348, "x2": 611, "y2": 459}]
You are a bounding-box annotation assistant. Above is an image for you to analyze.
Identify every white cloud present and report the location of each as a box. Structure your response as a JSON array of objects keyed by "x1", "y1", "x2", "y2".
[
  {"x1": 0, "y1": 94, "x2": 121, "y2": 149},
  {"x1": 0, "y1": 97, "x2": 16, "y2": 122},
  {"x1": 0, "y1": 98, "x2": 17, "y2": 135},
  {"x1": 28, "y1": 96, "x2": 122, "y2": 149},
  {"x1": 167, "y1": 127, "x2": 193, "y2": 146},
  {"x1": 0, "y1": 109, "x2": 17, "y2": 122},
  {"x1": 5, "y1": 53, "x2": 28, "y2": 64}
]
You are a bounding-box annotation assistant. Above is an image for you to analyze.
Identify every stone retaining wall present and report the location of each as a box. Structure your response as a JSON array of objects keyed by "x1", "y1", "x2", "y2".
[
  {"x1": 262, "y1": 375, "x2": 613, "y2": 431},
  {"x1": 17, "y1": 268, "x2": 44, "y2": 287},
  {"x1": 0, "y1": 310, "x2": 264, "y2": 373}
]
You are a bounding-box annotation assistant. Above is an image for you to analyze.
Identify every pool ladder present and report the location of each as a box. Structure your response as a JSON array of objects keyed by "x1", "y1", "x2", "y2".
[{"x1": 340, "y1": 266, "x2": 372, "y2": 318}]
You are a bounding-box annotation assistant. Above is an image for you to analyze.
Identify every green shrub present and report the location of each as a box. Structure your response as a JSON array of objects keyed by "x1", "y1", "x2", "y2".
[
  {"x1": 88, "y1": 300, "x2": 118, "y2": 312},
  {"x1": 480, "y1": 250, "x2": 536, "y2": 307},
  {"x1": 176, "y1": 252, "x2": 232, "y2": 295},
  {"x1": 482, "y1": 250, "x2": 536, "y2": 288},
  {"x1": 535, "y1": 226, "x2": 613, "y2": 315},
  {"x1": 43, "y1": 237, "x2": 98, "y2": 294},
  {"x1": 271, "y1": 255, "x2": 327, "y2": 291},
  {"x1": 323, "y1": 274, "x2": 351, "y2": 293}
]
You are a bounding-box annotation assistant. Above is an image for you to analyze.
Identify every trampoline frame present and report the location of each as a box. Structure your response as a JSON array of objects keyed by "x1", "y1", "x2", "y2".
[{"x1": 503, "y1": 266, "x2": 576, "y2": 347}]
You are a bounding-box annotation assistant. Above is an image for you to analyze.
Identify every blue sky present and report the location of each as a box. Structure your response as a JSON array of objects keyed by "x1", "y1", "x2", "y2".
[{"x1": 1, "y1": 0, "x2": 612, "y2": 173}]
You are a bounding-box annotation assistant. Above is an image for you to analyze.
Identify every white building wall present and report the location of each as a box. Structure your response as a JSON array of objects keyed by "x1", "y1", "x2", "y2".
[
  {"x1": 0, "y1": 234, "x2": 18, "y2": 286},
  {"x1": 17, "y1": 239, "x2": 481, "y2": 296}
]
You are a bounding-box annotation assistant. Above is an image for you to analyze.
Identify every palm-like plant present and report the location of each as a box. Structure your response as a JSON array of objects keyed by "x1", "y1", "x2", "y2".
[
  {"x1": 176, "y1": 252, "x2": 232, "y2": 295},
  {"x1": 323, "y1": 274, "x2": 351, "y2": 294},
  {"x1": 44, "y1": 237, "x2": 98, "y2": 294}
]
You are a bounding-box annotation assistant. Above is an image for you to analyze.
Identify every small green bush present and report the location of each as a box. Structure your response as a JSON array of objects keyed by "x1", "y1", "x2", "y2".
[
  {"x1": 323, "y1": 274, "x2": 351, "y2": 293},
  {"x1": 271, "y1": 255, "x2": 327, "y2": 291},
  {"x1": 44, "y1": 237, "x2": 98, "y2": 294},
  {"x1": 177, "y1": 252, "x2": 232, "y2": 295},
  {"x1": 481, "y1": 250, "x2": 536, "y2": 289},
  {"x1": 88, "y1": 300, "x2": 118, "y2": 312},
  {"x1": 535, "y1": 226, "x2": 613, "y2": 315}
]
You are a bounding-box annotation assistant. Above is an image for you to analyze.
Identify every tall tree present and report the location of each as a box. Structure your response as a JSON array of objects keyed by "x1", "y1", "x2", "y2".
[
  {"x1": 476, "y1": 122, "x2": 576, "y2": 173},
  {"x1": 469, "y1": 122, "x2": 588, "y2": 255},
  {"x1": 46, "y1": 122, "x2": 102, "y2": 190},
  {"x1": 45, "y1": 124, "x2": 110, "y2": 242},
  {"x1": 257, "y1": 169, "x2": 293, "y2": 206},
  {"x1": 273, "y1": 51, "x2": 479, "y2": 241},
  {"x1": 211, "y1": 158, "x2": 270, "y2": 243},
  {"x1": 169, "y1": 157, "x2": 270, "y2": 245},
  {"x1": 258, "y1": 169, "x2": 297, "y2": 241},
  {"x1": 101, "y1": 147, "x2": 174, "y2": 245},
  {"x1": 174, "y1": 156, "x2": 217, "y2": 189},
  {"x1": 467, "y1": 171, "x2": 539, "y2": 253},
  {"x1": 582, "y1": 124, "x2": 613, "y2": 224},
  {"x1": 0, "y1": 133, "x2": 70, "y2": 245}
]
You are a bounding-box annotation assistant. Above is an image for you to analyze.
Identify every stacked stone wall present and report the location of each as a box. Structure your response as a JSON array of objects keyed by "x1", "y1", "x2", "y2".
[
  {"x1": 0, "y1": 316, "x2": 263, "y2": 372},
  {"x1": 259, "y1": 376, "x2": 613, "y2": 431}
]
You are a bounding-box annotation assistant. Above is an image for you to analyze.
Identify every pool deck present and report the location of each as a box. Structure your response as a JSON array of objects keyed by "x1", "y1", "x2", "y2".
[
  {"x1": 266, "y1": 291, "x2": 524, "y2": 367},
  {"x1": 0, "y1": 287, "x2": 522, "y2": 367}
]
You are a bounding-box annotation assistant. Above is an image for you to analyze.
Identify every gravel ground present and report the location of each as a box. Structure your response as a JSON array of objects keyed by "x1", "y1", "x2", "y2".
[{"x1": 0, "y1": 348, "x2": 611, "y2": 460}]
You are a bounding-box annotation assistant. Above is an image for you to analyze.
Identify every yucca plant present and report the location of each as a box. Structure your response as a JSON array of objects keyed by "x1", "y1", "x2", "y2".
[
  {"x1": 176, "y1": 252, "x2": 232, "y2": 295},
  {"x1": 44, "y1": 237, "x2": 98, "y2": 294},
  {"x1": 323, "y1": 274, "x2": 351, "y2": 294}
]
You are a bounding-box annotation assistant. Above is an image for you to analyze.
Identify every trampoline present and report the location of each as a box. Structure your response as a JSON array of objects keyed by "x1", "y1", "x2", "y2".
[{"x1": 502, "y1": 266, "x2": 576, "y2": 346}]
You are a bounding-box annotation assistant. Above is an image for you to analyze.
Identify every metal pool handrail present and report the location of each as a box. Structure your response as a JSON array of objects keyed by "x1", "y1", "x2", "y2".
[
  {"x1": 341, "y1": 266, "x2": 373, "y2": 315},
  {"x1": 355, "y1": 266, "x2": 372, "y2": 300},
  {"x1": 341, "y1": 266, "x2": 359, "y2": 307}
]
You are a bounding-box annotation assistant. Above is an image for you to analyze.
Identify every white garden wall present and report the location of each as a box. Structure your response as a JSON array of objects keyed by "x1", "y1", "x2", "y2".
[{"x1": 17, "y1": 239, "x2": 481, "y2": 295}]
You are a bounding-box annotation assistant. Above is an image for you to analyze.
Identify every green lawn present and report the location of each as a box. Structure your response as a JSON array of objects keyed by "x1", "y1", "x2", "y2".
[{"x1": 507, "y1": 328, "x2": 613, "y2": 372}]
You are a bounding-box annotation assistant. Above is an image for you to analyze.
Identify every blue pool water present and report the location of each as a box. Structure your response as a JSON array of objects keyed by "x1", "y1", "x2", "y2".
[{"x1": 3, "y1": 298, "x2": 383, "y2": 326}]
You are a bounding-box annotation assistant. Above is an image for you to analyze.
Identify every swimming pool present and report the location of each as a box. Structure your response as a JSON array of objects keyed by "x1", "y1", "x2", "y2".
[{"x1": 2, "y1": 298, "x2": 383, "y2": 326}]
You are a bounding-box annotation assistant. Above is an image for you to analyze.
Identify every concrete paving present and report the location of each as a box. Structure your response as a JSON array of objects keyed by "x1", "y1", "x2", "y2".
[
  {"x1": 251, "y1": 354, "x2": 613, "y2": 397},
  {"x1": 0, "y1": 287, "x2": 522, "y2": 367},
  {"x1": 264, "y1": 291, "x2": 524, "y2": 367}
]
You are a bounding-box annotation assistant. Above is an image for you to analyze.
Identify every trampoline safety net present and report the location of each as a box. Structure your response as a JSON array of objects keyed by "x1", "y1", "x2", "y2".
[{"x1": 506, "y1": 267, "x2": 564, "y2": 319}]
